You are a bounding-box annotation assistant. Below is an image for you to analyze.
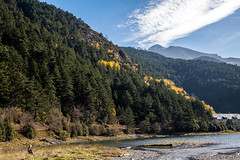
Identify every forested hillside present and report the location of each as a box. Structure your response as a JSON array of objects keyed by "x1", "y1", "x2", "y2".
[
  {"x1": 0, "y1": 0, "x2": 222, "y2": 141},
  {"x1": 123, "y1": 47, "x2": 240, "y2": 113}
]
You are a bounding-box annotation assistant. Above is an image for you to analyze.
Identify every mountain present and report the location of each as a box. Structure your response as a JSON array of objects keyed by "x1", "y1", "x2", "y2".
[
  {"x1": 149, "y1": 44, "x2": 240, "y2": 66},
  {"x1": 194, "y1": 56, "x2": 223, "y2": 63},
  {"x1": 0, "y1": 0, "x2": 218, "y2": 140},
  {"x1": 123, "y1": 47, "x2": 240, "y2": 114}
]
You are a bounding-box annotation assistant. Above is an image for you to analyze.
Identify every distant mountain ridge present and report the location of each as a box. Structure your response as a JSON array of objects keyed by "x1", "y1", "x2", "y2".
[
  {"x1": 123, "y1": 47, "x2": 240, "y2": 113},
  {"x1": 149, "y1": 45, "x2": 240, "y2": 66}
]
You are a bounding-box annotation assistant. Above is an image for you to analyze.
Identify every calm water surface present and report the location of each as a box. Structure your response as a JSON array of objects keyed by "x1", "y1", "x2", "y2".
[{"x1": 96, "y1": 134, "x2": 240, "y2": 160}]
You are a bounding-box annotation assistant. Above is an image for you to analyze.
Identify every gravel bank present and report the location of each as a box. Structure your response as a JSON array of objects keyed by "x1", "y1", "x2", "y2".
[
  {"x1": 189, "y1": 152, "x2": 240, "y2": 160},
  {"x1": 110, "y1": 148, "x2": 161, "y2": 160}
]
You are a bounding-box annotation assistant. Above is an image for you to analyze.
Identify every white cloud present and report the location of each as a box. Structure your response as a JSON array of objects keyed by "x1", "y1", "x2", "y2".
[{"x1": 119, "y1": 0, "x2": 240, "y2": 48}]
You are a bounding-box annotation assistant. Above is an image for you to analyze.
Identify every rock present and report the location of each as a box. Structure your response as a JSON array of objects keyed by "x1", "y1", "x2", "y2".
[{"x1": 39, "y1": 138, "x2": 63, "y2": 144}]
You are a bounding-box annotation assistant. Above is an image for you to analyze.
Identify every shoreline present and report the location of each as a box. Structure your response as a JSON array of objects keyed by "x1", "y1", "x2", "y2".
[
  {"x1": 189, "y1": 151, "x2": 240, "y2": 160},
  {"x1": 110, "y1": 147, "x2": 162, "y2": 160},
  {"x1": 1, "y1": 132, "x2": 240, "y2": 159},
  {"x1": 1, "y1": 130, "x2": 238, "y2": 149},
  {"x1": 112, "y1": 149, "x2": 240, "y2": 160}
]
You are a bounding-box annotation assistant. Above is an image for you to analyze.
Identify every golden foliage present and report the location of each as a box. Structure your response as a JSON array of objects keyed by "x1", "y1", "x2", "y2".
[
  {"x1": 96, "y1": 42, "x2": 100, "y2": 49},
  {"x1": 112, "y1": 107, "x2": 116, "y2": 117},
  {"x1": 162, "y1": 79, "x2": 175, "y2": 86},
  {"x1": 90, "y1": 42, "x2": 100, "y2": 49},
  {"x1": 146, "y1": 77, "x2": 216, "y2": 113},
  {"x1": 201, "y1": 101, "x2": 216, "y2": 114},
  {"x1": 143, "y1": 76, "x2": 153, "y2": 81},
  {"x1": 131, "y1": 65, "x2": 138, "y2": 71},
  {"x1": 170, "y1": 86, "x2": 187, "y2": 96},
  {"x1": 108, "y1": 49, "x2": 113, "y2": 53},
  {"x1": 99, "y1": 60, "x2": 120, "y2": 70}
]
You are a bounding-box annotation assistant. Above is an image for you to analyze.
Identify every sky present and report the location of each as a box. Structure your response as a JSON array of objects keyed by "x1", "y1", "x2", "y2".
[{"x1": 39, "y1": 0, "x2": 240, "y2": 58}]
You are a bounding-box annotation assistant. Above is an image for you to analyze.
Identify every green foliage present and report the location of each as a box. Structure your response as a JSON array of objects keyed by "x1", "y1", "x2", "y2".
[
  {"x1": 4, "y1": 118, "x2": 15, "y2": 141},
  {"x1": 59, "y1": 130, "x2": 68, "y2": 141},
  {"x1": 226, "y1": 119, "x2": 235, "y2": 130},
  {"x1": 70, "y1": 122, "x2": 83, "y2": 137},
  {"x1": 20, "y1": 124, "x2": 36, "y2": 139},
  {"x1": 89, "y1": 124, "x2": 107, "y2": 136},
  {"x1": 82, "y1": 124, "x2": 89, "y2": 136},
  {"x1": 138, "y1": 117, "x2": 151, "y2": 133},
  {"x1": 199, "y1": 121, "x2": 208, "y2": 132},
  {"x1": 0, "y1": 122, "x2": 6, "y2": 142},
  {"x1": 122, "y1": 106, "x2": 135, "y2": 133}
]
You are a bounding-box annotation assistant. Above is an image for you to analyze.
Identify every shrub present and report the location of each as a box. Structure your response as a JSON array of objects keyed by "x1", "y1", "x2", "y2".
[
  {"x1": 4, "y1": 118, "x2": 15, "y2": 141},
  {"x1": 71, "y1": 122, "x2": 83, "y2": 137},
  {"x1": 20, "y1": 112, "x2": 34, "y2": 126},
  {"x1": 59, "y1": 130, "x2": 68, "y2": 141},
  {"x1": 71, "y1": 125, "x2": 78, "y2": 138},
  {"x1": 62, "y1": 117, "x2": 70, "y2": 133},
  {"x1": 89, "y1": 124, "x2": 107, "y2": 136},
  {"x1": 198, "y1": 121, "x2": 208, "y2": 132},
  {"x1": 82, "y1": 124, "x2": 89, "y2": 136},
  {"x1": 0, "y1": 122, "x2": 6, "y2": 142},
  {"x1": 48, "y1": 108, "x2": 63, "y2": 133},
  {"x1": 20, "y1": 124, "x2": 36, "y2": 139},
  {"x1": 152, "y1": 122, "x2": 162, "y2": 134},
  {"x1": 3, "y1": 107, "x2": 20, "y2": 123},
  {"x1": 107, "y1": 127, "x2": 121, "y2": 136}
]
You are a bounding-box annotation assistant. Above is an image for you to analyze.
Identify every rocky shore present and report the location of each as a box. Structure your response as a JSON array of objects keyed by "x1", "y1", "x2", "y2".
[
  {"x1": 110, "y1": 148, "x2": 161, "y2": 160},
  {"x1": 189, "y1": 151, "x2": 240, "y2": 160},
  {"x1": 110, "y1": 147, "x2": 240, "y2": 160}
]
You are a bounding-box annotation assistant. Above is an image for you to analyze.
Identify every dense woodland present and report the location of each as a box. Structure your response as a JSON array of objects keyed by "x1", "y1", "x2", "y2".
[
  {"x1": 123, "y1": 47, "x2": 240, "y2": 113},
  {"x1": 0, "y1": 0, "x2": 231, "y2": 141}
]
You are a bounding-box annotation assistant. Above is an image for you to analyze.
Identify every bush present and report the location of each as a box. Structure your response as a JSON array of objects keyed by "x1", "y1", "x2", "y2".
[
  {"x1": 3, "y1": 107, "x2": 20, "y2": 123},
  {"x1": 89, "y1": 124, "x2": 107, "y2": 136},
  {"x1": 4, "y1": 118, "x2": 15, "y2": 141},
  {"x1": 20, "y1": 124, "x2": 36, "y2": 139},
  {"x1": 70, "y1": 122, "x2": 83, "y2": 137},
  {"x1": 0, "y1": 122, "x2": 6, "y2": 142},
  {"x1": 198, "y1": 121, "x2": 208, "y2": 132},
  {"x1": 107, "y1": 127, "x2": 121, "y2": 136},
  {"x1": 152, "y1": 122, "x2": 162, "y2": 134},
  {"x1": 59, "y1": 130, "x2": 68, "y2": 141},
  {"x1": 71, "y1": 125, "x2": 78, "y2": 138},
  {"x1": 82, "y1": 124, "x2": 89, "y2": 136},
  {"x1": 48, "y1": 108, "x2": 63, "y2": 133}
]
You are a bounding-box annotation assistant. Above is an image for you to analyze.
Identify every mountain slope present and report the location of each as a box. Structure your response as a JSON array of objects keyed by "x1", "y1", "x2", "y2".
[
  {"x1": 194, "y1": 56, "x2": 223, "y2": 63},
  {"x1": 149, "y1": 45, "x2": 240, "y2": 66},
  {"x1": 123, "y1": 47, "x2": 240, "y2": 113},
  {"x1": 0, "y1": 0, "x2": 220, "y2": 139}
]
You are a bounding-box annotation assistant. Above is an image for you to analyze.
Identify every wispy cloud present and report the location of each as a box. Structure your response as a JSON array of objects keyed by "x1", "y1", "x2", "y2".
[
  {"x1": 219, "y1": 32, "x2": 240, "y2": 45},
  {"x1": 119, "y1": 0, "x2": 240, "y2": 48}
]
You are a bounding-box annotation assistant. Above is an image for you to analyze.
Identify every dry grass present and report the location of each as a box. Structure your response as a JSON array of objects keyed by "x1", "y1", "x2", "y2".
[
  {"x1": 184, "y1": 130, "x2": 239, "y2": 136},
  {"x1": 0, "y1": 128, "x2": 127, "y2": 160},
  {"x1": 0, "y1": 143, "x2": 126, "y2": 160}
]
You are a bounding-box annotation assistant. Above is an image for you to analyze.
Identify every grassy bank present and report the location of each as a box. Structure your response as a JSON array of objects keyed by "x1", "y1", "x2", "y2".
[
  {"x1": 0, "y1": 128, "x2": 239, "y2": 160},
  {"x1": 0, "y1": 143, "x2": 126, "y2": 160}
]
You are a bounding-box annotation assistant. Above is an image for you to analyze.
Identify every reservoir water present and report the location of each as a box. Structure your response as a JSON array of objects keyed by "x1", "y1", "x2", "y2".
[{"x1": 96, "y1": 134, "x2": 240, "y2": 160}]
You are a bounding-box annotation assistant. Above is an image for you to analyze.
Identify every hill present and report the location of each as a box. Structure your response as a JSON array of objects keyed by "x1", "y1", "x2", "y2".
[
  {"x1": 123, "y1": 47, "x2": 240, "y2": 113},
  {"x1": 149, "y1": 44, "x2": 240, "y2": 66},
  {"x1": 0, "y1": 0, "x2": 224, "y2": 142},
  {"x1": 194, "y1": 56, "x2": 223, "y2": 63}
]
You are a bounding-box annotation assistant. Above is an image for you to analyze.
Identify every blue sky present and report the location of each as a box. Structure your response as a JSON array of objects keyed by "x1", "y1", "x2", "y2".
[{"x1": 39, "y1": 0, "x2": 240, "y2": 58}]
